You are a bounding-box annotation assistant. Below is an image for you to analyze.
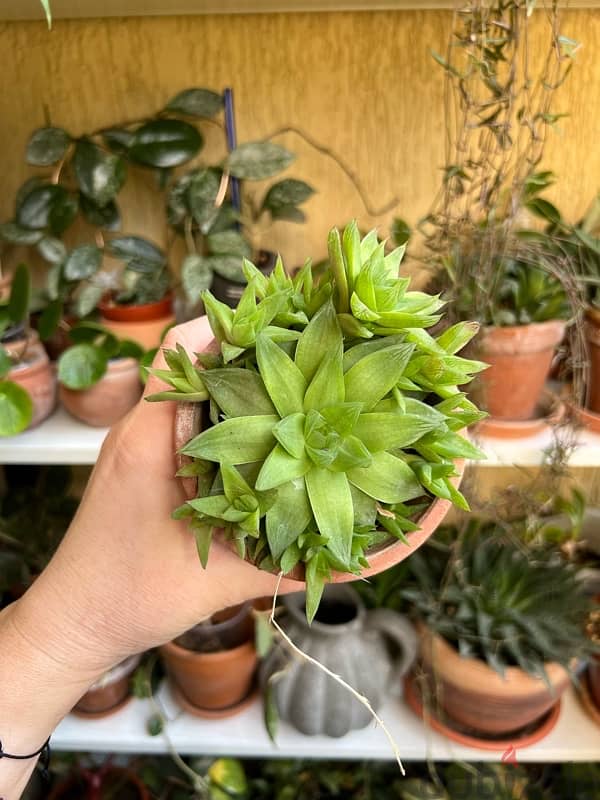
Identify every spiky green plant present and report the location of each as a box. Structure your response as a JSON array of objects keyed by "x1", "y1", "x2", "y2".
[
  {"x1": 402, "y1": 521, "x2": 597, "y2": 679},
  {"x1": 150, "y1": 222, "x2": 487, "y2": 621}
]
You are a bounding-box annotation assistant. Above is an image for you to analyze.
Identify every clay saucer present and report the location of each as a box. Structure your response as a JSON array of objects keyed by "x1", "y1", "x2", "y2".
[
  {"x1": 169, "y1": 678, "x2": 260, "y2": 720},
  {"x1": 475, "y1": 389, "x2": 564, "y2": 440},
  {"x1": 403, "y1": 673, "x2": 561, "y2": 751}
]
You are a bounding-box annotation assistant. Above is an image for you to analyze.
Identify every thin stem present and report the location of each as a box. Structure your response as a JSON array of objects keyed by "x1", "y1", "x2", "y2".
[{"x1": 265, "y1": 125, "x2": 399, "y2": 218}]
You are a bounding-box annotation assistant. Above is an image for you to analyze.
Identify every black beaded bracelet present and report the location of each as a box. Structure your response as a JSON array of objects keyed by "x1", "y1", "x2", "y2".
[{"x1": 0, "y1": 737, "x2": 51, "y2": 782}]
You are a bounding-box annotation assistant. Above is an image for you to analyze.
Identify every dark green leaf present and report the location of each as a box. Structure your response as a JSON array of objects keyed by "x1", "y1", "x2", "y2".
[
  {"x1": 73, "y1": 139, "x2": 126, "y2": 208},
  {"x1": 269, "y1": 205, "x2": 305, "y2": 224},
  {"x1": 130, "y1": 119, "x2": 203, "y2": 168},
  {"x1": 37, "y1": 236, "x2": 67, "y2": 264},
  {"x1": 391, "y1": 217, "x2": 411, "y2": 247},
  {"x1": 16, "y1": 183, "x2": 68, "y2": 230},
  {"x1": 0, "y1": 382, "x2": 33, "y2": 436},
  {"x1": 107, "y1": 236, "x2": 165, "y2": 266},
  {"x1": 48, "y1": 192, "x2": 78, "y2": 236},
  {"x1": 26, "y1": 127, "x2": 70, "y2": 166},
  {"x1": 207, "y1": 230, "x2": 252, "y2": 259},
  {"x1": 187, "y1": 168, "x2": 222, "y2": 232},
  {"x1": 74, "y1": 284, "x2": 104, "y2": 318},
  {"x1": 209, "y1": 255, "x2": 246, "y2": 282},
  {"x1": 80, "y1": 195, "x2": 121, "y2": 231},
  {"x1": 0, "y1": 223, "x2": 43, "y2": 245},
  {"x1": 526, "y1": 198, "x2": 561, "y2": 225},
  {"x1": 165, "y1": 88, "x2": 223, "y2": 118},
  {"x1": 63, "y1": 244, "x2": 102, "y2": 281},
  {"x1": 37, "y1": 299, "x2": 63, "y2": 340},
  {"x1": 57, "y1": 344, "x2": 108, "y2": 389},
  {"x1": 8, "y1": 264, "x2": 31, "y2": 325},
  {"x1": 255, "y1": 611, "x2": 274, "y2": 658},
  {"x1": 227, "y1": 142, "x2": 294, "y2": 180},
  {"x1": 201, "y1": 368, "x2": 276, "y2": 417},
  {"x1": 181, "y1": 254, "x2": 213, "y2": 304},
  {"x1": 101, "y1": 128, "x2": 135, "y2": 155},
  {"x1": 262, "y1": 179, "x2": 314, "y2": 212}
]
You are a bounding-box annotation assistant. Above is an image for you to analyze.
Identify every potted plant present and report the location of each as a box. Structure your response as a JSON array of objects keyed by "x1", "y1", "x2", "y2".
[
  {"x1": 422, "y1": 1, "x2": 579, "y2": 428},
  {"x1": 401, "y1": 520, "x2": 597, "y2": 745},
  {"x1": 0, "y1": 263, "x2": 56, "y2": 436},
  {"x1": 149, "y1": 221, "x2": 486, "y2": 622},
  {"x1": 57, "y1": 321, "x2": 145, "y2": 427},
  {"x1": 159, "y1": 602, "x2": 259, "y2": 718}
]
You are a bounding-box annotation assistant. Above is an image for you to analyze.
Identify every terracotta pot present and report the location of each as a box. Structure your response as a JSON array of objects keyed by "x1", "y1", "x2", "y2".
[
  {"x1": 99, "y1": 293, "x2": 175, "y2": 350},
  {"x1": 476, "y1": 320, "x2": 566, "y2": 420},
  {"x1": 4, "y1": 334, "x2": 56, "y2": 429},
  {"x1": 160, "y1": 604, "x2": 258, "y2": 713},
  {"x1": 73, "y1": 655, "x2": 140, "y2": 717},
  {"x1": 59, "y1": 357, "x2": 141, "y2": 427},
  {"x1": 174, "y1": 399, "x2": 463, "y2": 583},
  {"x1": 48, "y1": 766, "x2": 149, "y2": 800},
  {"x1": 419, "y1": 627, "x2": 570, "y2": 735},
  {"x1": 584, "y1": 306, "x2": 600, "y2": 414},
  {"x1": 211, "y1": 250, "x2": 277, "y2": 308}
]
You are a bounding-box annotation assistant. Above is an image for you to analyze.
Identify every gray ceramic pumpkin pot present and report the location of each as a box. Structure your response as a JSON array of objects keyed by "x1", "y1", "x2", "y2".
[{"x1": 261, "y1": 584, "x2": 417, "y2": 737}]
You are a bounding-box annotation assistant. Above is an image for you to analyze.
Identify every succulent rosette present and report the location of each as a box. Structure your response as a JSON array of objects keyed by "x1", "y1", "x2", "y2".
[{"x1": 150, "y1": 222, "x2": 486, "y2": 620}]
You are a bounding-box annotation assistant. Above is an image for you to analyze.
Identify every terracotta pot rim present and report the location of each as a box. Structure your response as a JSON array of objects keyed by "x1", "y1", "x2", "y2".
[
  {"x1": 169, "y1": 677, "x2": 260, "y2": 719},
  {"x1": 71, "y1": 692, "x2": 133, "y2": 720},
  {"x1": 482, "y1": 319, "x2": 567, "y2": 335},
  {"x1": 419, "y1": 626, "x2": 569, "y2": 692},
  {"x1": 480, "y1": 319, "x2": 566, "y2": 354},
  {"x1": 160, "y1": 636, "x2": 255, "y2": 661},
  {"x1": 404, "y1": 672, "x2": 561, "y2": 751},
  {"x1": 475, "y1": 389, "x2": 564, "y2": 438},
  {"x1": 99, "y1": 292, "x2": 174, "y2": 322}
]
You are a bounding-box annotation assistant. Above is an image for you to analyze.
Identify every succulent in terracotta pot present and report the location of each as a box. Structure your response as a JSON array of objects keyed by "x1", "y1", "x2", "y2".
[
  {"x1": 402, "y1": 520, "x2": 597, "y2": 740},
  {"x1": 150, "y1": 222, "x2": 486, "y2": 621},
  {"x1": 57, "y1": 322, "x2": 145, "y2": 427},
  {"x1": 0, "y1": 264, "x2": 56, "y2": 436}
]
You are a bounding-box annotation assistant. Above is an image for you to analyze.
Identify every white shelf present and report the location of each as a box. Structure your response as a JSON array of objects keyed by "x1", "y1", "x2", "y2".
[
  {"x1": 53, "y1": 683, "x2": 600, "y2": 762},
  {"x1": 3, "y1": 407, "x2": 600, "y2": 467},
  {"x1": 0, "y1": 407, "x2": 107, "y2": 464}
]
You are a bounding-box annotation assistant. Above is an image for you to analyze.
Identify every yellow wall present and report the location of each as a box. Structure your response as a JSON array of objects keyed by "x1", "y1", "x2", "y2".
[{"x1": 0, "y1": 8, "x2": 599, "y2": 269}]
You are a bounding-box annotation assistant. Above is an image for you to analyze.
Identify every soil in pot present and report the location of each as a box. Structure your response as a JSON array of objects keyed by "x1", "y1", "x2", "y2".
[
  {"x1": 418, "y1": 628, "x2": 570, "y2": 736},
  {"x1": 475, "y1": 320, "x2": 565, "y2": 420},
  {"x1": 211, "y1": 250, "x2": 277, "y2": 308},
  {"x1": 73, "y1": 655, "x2": 140, "y2": 717},
  {"x1": 59, "y1": 357, "x2": 141, "y2": 427},
  {"x1": 99, "y1": 294, "x2": 175, "y2": 350},
  {"x1": 4, "y1": 334, "x2": 56, "y2": 430},
  {"x1": 160, "y1": 603, "x2": 258, "y2": 715},
  {"x1": 48, "y1": 767, "x2": 149, "y2": 800}
]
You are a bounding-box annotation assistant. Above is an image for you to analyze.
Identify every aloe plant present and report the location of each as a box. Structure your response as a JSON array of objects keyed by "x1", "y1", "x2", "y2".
[{"x1": 150, "y1": 222, "x2": 486, "y2": 621}]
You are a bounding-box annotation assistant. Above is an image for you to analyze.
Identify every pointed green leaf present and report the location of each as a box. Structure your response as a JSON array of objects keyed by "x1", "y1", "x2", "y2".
[
  {"x1": 295, "y1": 301, "x2": 342, "y2": 383},
  {"x1": 354, "y1": 412, "x2": 442, "y2": 452},
  {"x1": 305, "y1": 468, "x2": 353, "y2": 566},
  {"x1": 256, "y1": 335, "x2": 306, "y2": 417},
  {"x1": 342, "y1": 220, "x2": 361, "y2": 292},
  {"x1": 201, "y1": 369, "x2": 276, "y2": 417},
  {"x1": 344, "y1": 344, "x2": 415, "y2": 410},
  {"x1": 330, "y1": 434, "x2": 372, "y2": 472},
  {"x1": 187, "y1": 494, "x2": 230, "y2": 517},
  {"x1": 272, "y1": 413, "x2": 305, "y2": 458},
  {"x1": 266, "y1": 477, "x2": 312, "y2": 559},
  {"x1": 256, "y1": 445, "x2": 311, "y2": 491},
  {"x1": 191, "y1": 522, "x2": 212, "y2": 568},
  {"x1": 436, "y1": 321, "x2": 480, "y2": 354},
  {"x1": 182, "y1": 415, "x2": 277, "y2": 463},
  {"x1": 320, "y1": 402, "x2": 362, "y2": 435},
  {"x1": 303, "y1": 348, "x2": 344, "y2": 412},
  {"x1": 202, "y1": 291, "x2": 234, "y2": 342},
  {"x1": 305, "y1": 551, "x2": 329, "y2": 624},
  {"x1": 221, "y1": 463, "x2": 255, "y2": 504},
  {"x1": 348, "y1": 451, "x2": 423, "y2": 503}
]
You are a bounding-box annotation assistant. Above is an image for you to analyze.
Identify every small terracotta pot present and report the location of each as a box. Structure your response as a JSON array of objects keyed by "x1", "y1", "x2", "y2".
[
  {"x1": 59, "y1": 357, "x2": 141, "y2": 427},
  {"x1": 4, "y1": 334, "x2": 56, "y2": 429},
  {"x1": 476, "y1": 320, "x2": 566, "y2": 421},
  {"x1": 73, "y1": 655, "x2": 140, "y2": 718},
  {"x1": 99, "y1": 293, "x2": 175, "y2": 350},
  {"x1": 174, "y1": 395, "x2": 463, "y2": 584},
  {"x1": 160, "y1": 604, "x2": 258, "y2": 713},
  {"x1": 584, "y1": 306, "x2": 600, "y2": 414},
  {"x1": 48, "y1": 766, "x2": 149, "y2": 800},
  {"x1": 419, "y1": 627, "x2": 570, "y2": 735}
]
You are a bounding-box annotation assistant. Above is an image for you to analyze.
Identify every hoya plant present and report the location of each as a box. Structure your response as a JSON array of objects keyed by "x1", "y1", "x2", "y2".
[
  {"x1": 150, "y1": 222, "x2": 487, "y2": 621},
  {"x1": 0, "y1": 264, "x2": 35, "y2": 436},
  {"x1": 57, "y1": 322, "x2": 146, "y2": 391}
]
